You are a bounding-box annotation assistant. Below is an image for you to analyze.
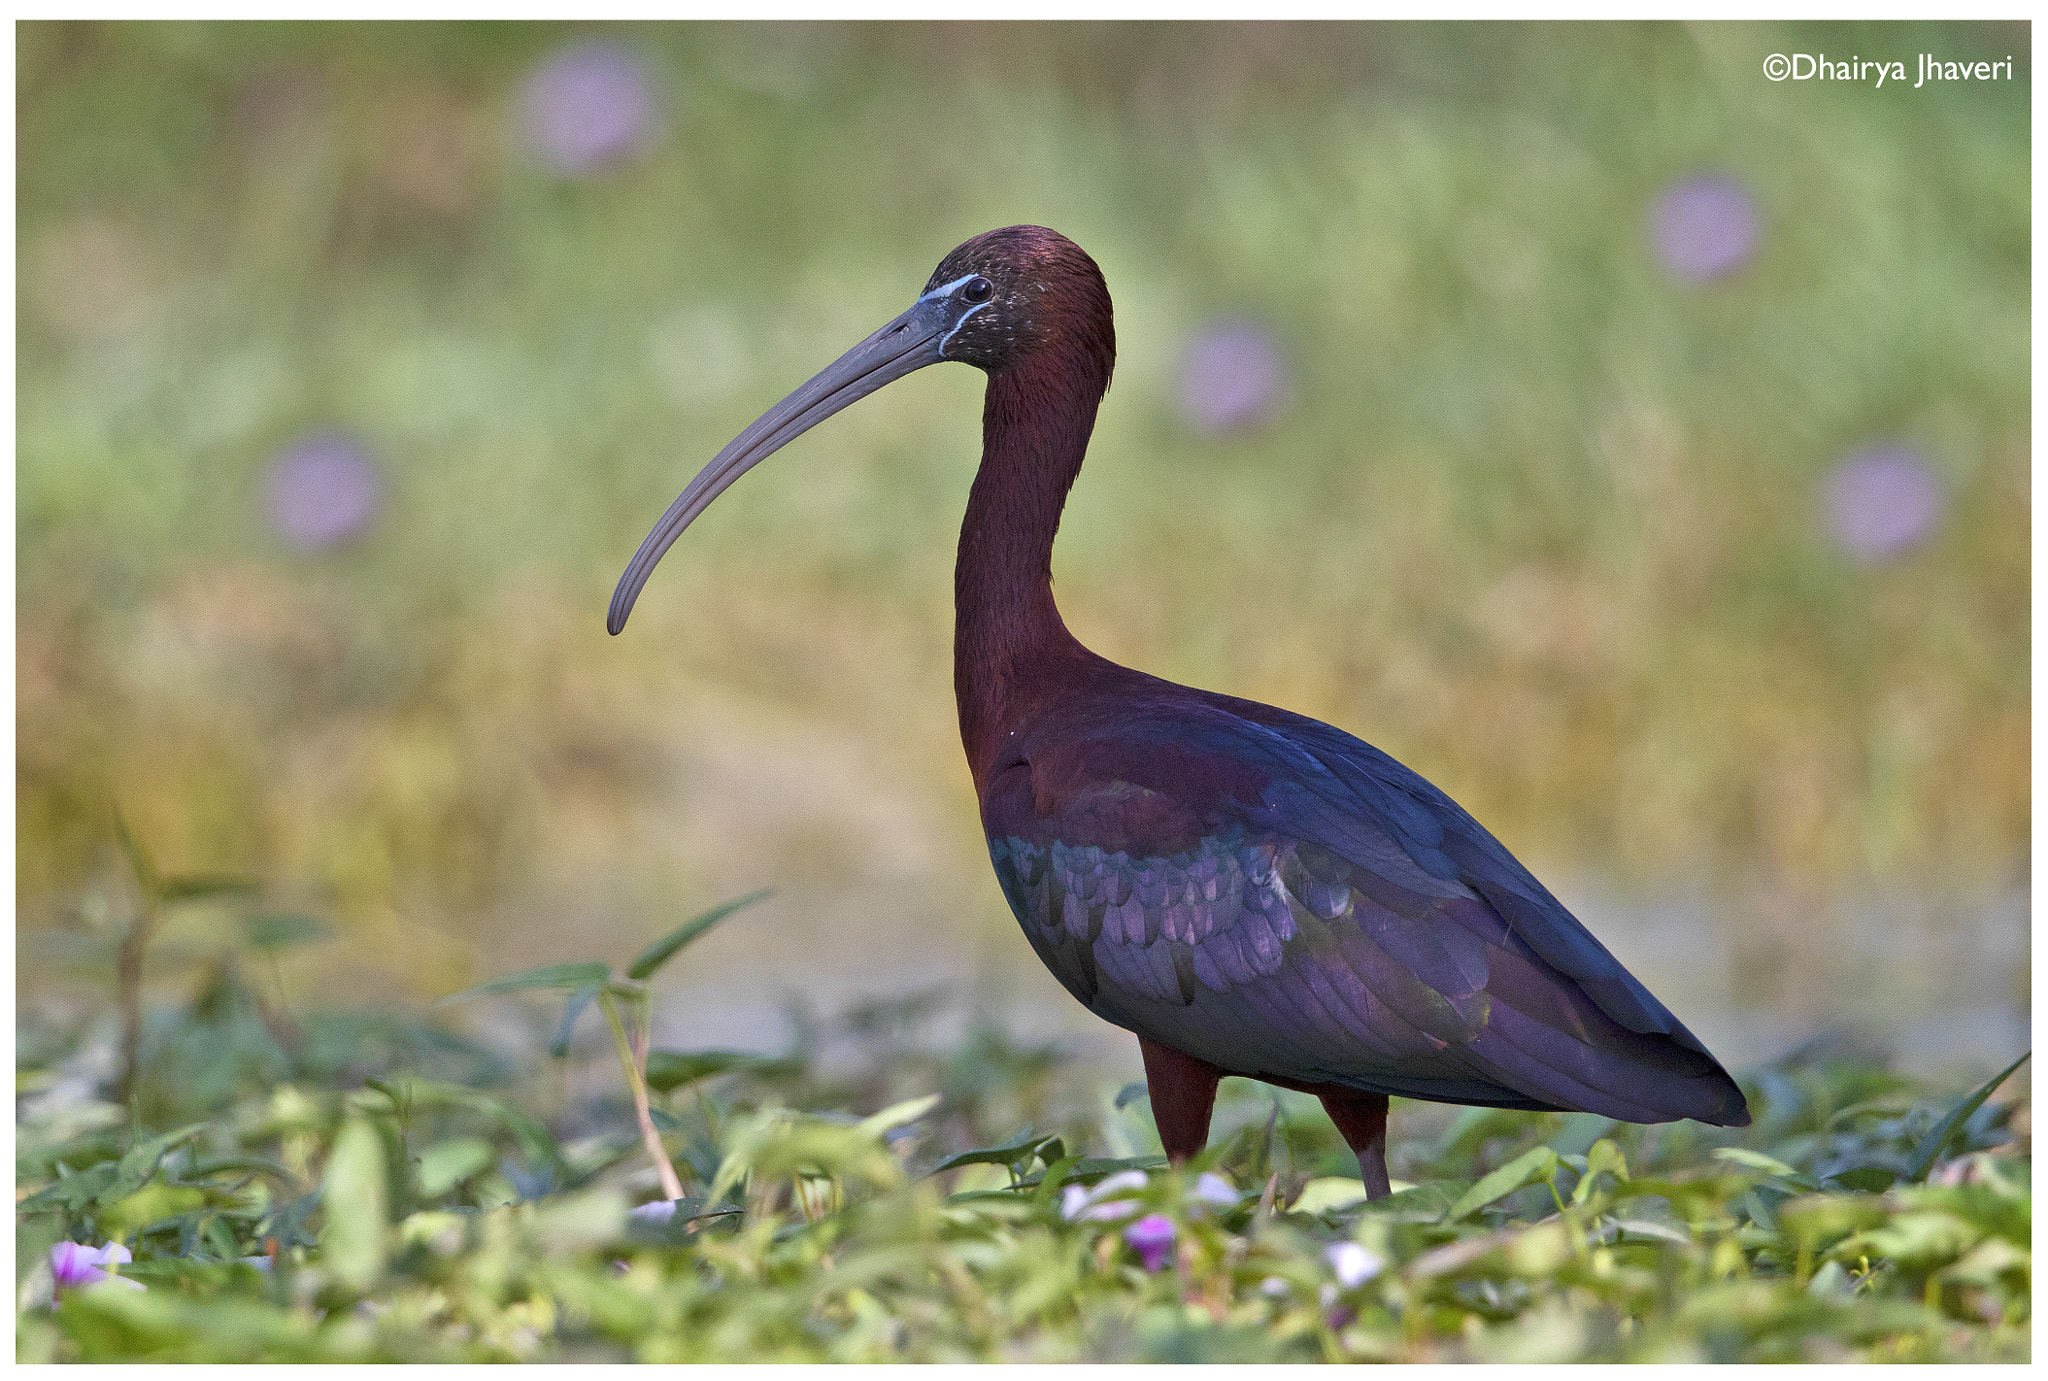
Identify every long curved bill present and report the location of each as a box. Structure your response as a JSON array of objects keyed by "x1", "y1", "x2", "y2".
[{"x1": 608, "y1": 294, "x2": 956, "y2": 634}]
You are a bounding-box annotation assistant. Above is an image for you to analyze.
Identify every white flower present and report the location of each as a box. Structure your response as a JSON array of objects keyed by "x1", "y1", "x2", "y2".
[
  {"x1": 1260, "y1": 1275, "x2": 1292, "y2": 1298},
  {"x1": 1058, "y1": 1169, "x2": 1149, "y2": 1222},
  {"x1": 628, "y1": 1199, "x2": 680, "y2": 1224},
  {"x1": 1191, "y1": 1171, "x2": 1241, "y2": 1207},
  {"x1": 1324, "y1": 1240, "x2": 1385, "y2": 1289}
]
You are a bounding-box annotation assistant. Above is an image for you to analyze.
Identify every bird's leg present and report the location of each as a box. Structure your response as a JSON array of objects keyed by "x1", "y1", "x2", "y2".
[
  {"x1": 1138, "y1": 1037, "x2": 1224, "y2": 1163},
  {"x1": 1319, "y1": 1092, "x2": 1393, "y2": 1199}
]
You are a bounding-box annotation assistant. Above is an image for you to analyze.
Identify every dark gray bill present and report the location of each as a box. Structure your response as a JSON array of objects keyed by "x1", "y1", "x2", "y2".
[{"x1": 608, "y1": 294, "x2": 956, "y2": 634}]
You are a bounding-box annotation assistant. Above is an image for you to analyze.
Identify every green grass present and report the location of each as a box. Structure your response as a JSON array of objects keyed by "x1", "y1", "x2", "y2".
[{"x1": 15, "y1": 909, "x2": 2032, "y2": 1362}]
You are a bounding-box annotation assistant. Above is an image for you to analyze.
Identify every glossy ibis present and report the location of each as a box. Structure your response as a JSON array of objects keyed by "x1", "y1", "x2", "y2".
[{"x1": 610, "y1": 226, "x2": 1749, "y2": 1197}]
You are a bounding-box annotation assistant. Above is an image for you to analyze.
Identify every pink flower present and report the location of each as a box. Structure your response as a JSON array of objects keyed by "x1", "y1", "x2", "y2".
[
  {"x1": 50, "y1": 1241, "x2": 145, "y2": 1294},
  {"x1": 1123, "y1": 1213, "x2": 1177, "y2": 1272}
]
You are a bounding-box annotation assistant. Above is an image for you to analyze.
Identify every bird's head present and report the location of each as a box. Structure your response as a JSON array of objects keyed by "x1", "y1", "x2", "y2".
[
  {"x1": 608, "y1": 226, "x2": 1112, "y2": 635},
  {"x1": 915, "y1": 225, "x2": 1114, "y2": 380}
]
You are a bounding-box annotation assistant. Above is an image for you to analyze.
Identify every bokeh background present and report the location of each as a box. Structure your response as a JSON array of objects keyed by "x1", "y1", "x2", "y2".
[{"x1": 18, "y1": 22, "x2": 2029, "y2": 1107}]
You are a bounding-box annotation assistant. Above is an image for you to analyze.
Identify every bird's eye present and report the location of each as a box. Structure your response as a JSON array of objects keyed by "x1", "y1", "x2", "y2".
[{"x1": 961, "y1": 276, "x2": 994, "y2": 304}]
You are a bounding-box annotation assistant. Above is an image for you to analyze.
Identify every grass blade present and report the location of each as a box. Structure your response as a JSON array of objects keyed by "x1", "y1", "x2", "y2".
[
  {"x1": 857, "y1": 1093, "x2": 941, "y2": 1139},
  {"x1": 158, "y1": 875, "x2": 261, "y2": 903},
  {"x1": 628, "y1": 889, "x2": 772, "y2": 981},
  {"x1": 1446, "y1": 1144, "x2": 1558, "y2": 1221},
  {"x1": 1906, "y1": 1051, "x2": 2029, "y2": 1183},
  {"x1": 434, "y1": 961, "x2": 612, "y2": 1006}
]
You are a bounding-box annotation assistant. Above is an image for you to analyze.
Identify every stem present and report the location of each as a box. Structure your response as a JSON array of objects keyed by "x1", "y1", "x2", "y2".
[
  {"x1": 598, "y1": 988, "x2": 684, "y2": 1203},
  {"x1": 114, "y1": 898, "x2": 157, "y2": 1111}
]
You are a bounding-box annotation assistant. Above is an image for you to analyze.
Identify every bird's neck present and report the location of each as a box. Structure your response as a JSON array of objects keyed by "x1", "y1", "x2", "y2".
[{"x1": 954, "y1": 354, "x2": 1107, "y2": 790}]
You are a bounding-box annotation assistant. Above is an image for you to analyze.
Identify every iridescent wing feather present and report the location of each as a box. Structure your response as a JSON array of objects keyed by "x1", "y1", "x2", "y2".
[{"x1": 985, "y1": 690, "x2": 1748, "y2": 1126}]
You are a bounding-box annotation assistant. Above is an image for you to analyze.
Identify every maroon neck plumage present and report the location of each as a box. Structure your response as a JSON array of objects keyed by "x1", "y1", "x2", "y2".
[{"x1": 953, "y1": 300, "x2": 1115, "y2": 794}]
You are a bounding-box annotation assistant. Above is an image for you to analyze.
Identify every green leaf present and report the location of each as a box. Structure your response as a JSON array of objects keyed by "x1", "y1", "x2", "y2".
[
  {"x1": 1445, "y1": 1144, "x2": 1558, "y2": 1221},
  {"x1": 18, "y1": 1160, "x2": 118, "y2": 1213},
  {"x1": 643, "y1": 1049, "x2": 799, "y2": 1093},
  {"x1": 100, "y1": 1184, "x2": 208, "y2": 1239},
  {"x1": 242, "y1": 914, "x2": 335, "y2": 952},
  {"x1": 1572, "y1": 1138, "x2": 1629, "y2": 1205},
  {"x1": 928, "y1": 1130, "x2": 1061, "y2": 1175},
  {"x1": 322, "y1": 1118, "x2": 389, "y2": 1291},
  {"x1": 187, "y1": 1153, "x2": 295, "y2": 1185},
  {"x1": 627, "y1": 889, "x2": 772, "y2": 982},
  {"x1": 1826, "y1": 1165, "x2": 1897, "y2": 1194},
  {"x1": 1712, "y1": 1146, "x2": 1803, "y2": 1178},
  {"x1": 159, "y1": 875, "x2": 260, "y2": 904},
  {"x1": 550, "y1": 986, "x2": 601, "y2": 1058},
  {"x1": 109, "y1": 1123, "x2": 208, "y2": 1200},
  {"x1": 1906, "y1": 1051, "x2": 2029, "y2": 1183},
  {"x1": 259, "y1": 1190, "x2": 324, "y2": 1251},
  {"x1": 416, "y1": 1138, "x2": 495, "y2": 1198},
  {"x1": 531, "y1": 1187, "x2": 629, "y2": 1253},
  {"x1": 433, "y1": 961, "x2": 612, "y2": 1006},
  {"x1": 623, "y1": 1197, "x2": 746, "y2": 1242},
  {"x1": 339, "y1": 1079, "x2": 562, "y2": 1173},
  {"x1": 856, "y1": 1093, "x2": 941, "y2": 1139},
  {"x1": 1018, "y1": 1154, "x2": 1160, "y2": 1191}
]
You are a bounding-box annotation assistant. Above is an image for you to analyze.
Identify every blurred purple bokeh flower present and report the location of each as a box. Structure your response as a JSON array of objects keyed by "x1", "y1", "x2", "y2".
[
  {"x1": 1123, "y1": 1213, "x2": 1177, "y2": 1272},
  {"x1": 521, "y1": 40, "x2": 658, "y2": 177},
  {"x1": 1824, "y1": 443, "x2": 1945, "y2": 563},
  {"x1": 264, "y1": 431, "x2": 383, "y2": 552},
  {"x1": 51, "y1": 1241, "x2": 144, "y2": 1294},
  {"x1": 1651, "y1": 174, "x2": 1760, "y2": 283},
  {"x1": 1177, "y1": 319, "x2": 1290, "y2": 435}
]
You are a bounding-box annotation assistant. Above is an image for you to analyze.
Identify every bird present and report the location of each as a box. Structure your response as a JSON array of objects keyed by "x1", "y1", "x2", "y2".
[{"x1": 609, "y1": 225, "x2": 1750, "y2": 1198}]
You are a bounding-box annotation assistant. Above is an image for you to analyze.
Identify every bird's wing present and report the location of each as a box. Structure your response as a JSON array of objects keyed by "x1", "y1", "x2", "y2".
[{"x1": 984, "y1": 692, "x2": 1748, "y2": 1125}]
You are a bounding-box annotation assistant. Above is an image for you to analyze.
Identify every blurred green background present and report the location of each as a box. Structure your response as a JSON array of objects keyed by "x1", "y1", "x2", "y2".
[{"x1": 17, "y1": 21, "x2": 2028, "y2": 1086}]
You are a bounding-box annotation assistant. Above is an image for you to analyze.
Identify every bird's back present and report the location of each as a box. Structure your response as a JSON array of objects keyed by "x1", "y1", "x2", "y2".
[{"x1": 980, "y1": 661, "x2": 1749, "y2": 1127}]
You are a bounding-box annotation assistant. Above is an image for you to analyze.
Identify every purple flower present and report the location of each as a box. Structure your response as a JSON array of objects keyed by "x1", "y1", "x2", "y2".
[
  {"x1": 264, "y1": 431, "x2": 383, "y2": 552},
  {"x1": 1651, "y1": 174, "x2": 1760, "y2": 283},
  {"x1": 521, "y1": 40, "x2": 659, "y2": 177},
  {"x1": 1123, "y1": 1213, "x2": 1177, "y2": 1272},
  {"x1": 1190, "y1": 1171, "x2": 1240, "y2": 1208},
  {"x1": 50, "y1": 1241, "x2": 145, "y2": 1294},
  {"x1": 1176, "y1": 319, "x2": 1290, "y2": 435},
  {"x1": 1823, "y1": 444, "x2": 1945, "y2": 563}
]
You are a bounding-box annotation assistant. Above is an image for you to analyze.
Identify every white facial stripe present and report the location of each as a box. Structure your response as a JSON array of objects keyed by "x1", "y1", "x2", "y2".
[
  {"x1": 937, "y1": 300, "x2": 992, "y2": 355},
  {"x1": 918, "y1": 272, "x2": 983, "y2": 304}
]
